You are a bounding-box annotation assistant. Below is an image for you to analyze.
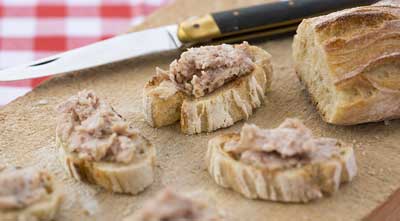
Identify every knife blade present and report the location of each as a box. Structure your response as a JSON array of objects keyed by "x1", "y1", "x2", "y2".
[
  {"x1": 0, "y1": 25, "x2": 182, "y2": 81},
  {"x1": 0, "y1": 0, "x2": 378, "y2": 81}
]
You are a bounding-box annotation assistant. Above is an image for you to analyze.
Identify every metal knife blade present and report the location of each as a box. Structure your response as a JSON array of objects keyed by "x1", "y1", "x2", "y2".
[
  {"x1": 0, "y1": 25, "x2": 182, "y2": 81},
  {"x1": 0, "y1": 0, "x2": 378, "y2": 81}
]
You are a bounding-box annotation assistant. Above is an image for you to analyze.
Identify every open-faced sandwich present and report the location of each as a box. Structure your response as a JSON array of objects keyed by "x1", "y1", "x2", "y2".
[
  {"x1": 124, "y1": 188, "x2": 222, "y2": 221},
  {"x1": 144, "y1": 42, "x2": 273, "y2": 134},
  {"x1": 206, "y1": 118, "x2": 357, "y2": 202},
  {"x1": 0, "y1": 166, "x2": 62, "y2": 221},
  {"x1": 56, "y1": 90, "x2": 156, "y2": 194}
]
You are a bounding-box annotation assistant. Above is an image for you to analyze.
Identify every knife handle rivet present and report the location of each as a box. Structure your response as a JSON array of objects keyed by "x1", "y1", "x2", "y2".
[{"x1": 233, "y1": 11, "x2": 240, "y2": 16}]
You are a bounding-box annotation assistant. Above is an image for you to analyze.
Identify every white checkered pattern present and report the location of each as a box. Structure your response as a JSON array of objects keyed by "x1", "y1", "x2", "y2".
[{"x1": 0, "y1": 0, "x2": 170, "y2": 105}]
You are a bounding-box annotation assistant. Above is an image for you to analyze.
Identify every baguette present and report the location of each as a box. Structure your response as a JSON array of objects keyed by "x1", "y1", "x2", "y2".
[
  {"x1": 293, "y1": 1, "x2": 400, "y2": 125},
  {"x1": 143, "y1": 43, "x2": 273, "y2": 134},
  {"x1": 56, "y1": 90, "x2": 156, "y2": 194},
  {"x1": 205, "y1": 119, "x2": 357, "y2": 203}
]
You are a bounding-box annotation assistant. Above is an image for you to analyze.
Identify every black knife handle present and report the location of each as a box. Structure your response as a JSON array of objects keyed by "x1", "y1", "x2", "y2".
[
  {"x1": 177, "y1": 0, "x2": 379, "y2": 43},
  {"x1": 212, "y1": 0, "x2": 379, "y2": 34}
]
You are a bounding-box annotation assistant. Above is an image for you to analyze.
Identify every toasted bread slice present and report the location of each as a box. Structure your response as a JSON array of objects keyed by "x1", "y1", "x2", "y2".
[
  {"x1": 1, "y1": 168, "x2": 63, "y2": 221},
  {"x1": 2, "y1": 189, "x2": 63, "y2": 221},
  {"x1": 205, "y1": 134, "x2": 357, "y2": 203},
  {"x1": 2, "y1": 190, "x2": 62, "y2": 221},
  {"x1": 56, "y1": 134, "x2": 156, "y2": 194},
  {"x1": 123, "y1": 188, "x2": 223, "y2": 221},
  {"x1": 143, "y1": 45, "x2": 273, "y2": 134}
]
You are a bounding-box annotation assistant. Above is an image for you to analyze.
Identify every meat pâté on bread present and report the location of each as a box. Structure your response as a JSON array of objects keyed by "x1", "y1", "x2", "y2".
[
  {"x1": 124, "y1": 188, "x2": 223, "y2": 221},
  {"x1": 56, "y1": 90, "x2": 156, "y2": 194},
  {"x1": 0, "y1": 166, "x2": 63, "y2": 221},
  {"x1": 206, "y1": 118, "x2": 357, "y2": 203},
  {"x1": 293, "y1": 0, "x2": 400, "y2": 125},
  {"x1": 143, "y1": 42, "x2": 273, "y2": 134}
]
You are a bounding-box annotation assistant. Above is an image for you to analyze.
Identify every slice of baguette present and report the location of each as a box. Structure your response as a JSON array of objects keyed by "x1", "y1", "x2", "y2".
[
  {"x1": 56, "y1": 133, "x2": 156, "y2": 194},
  {"x1": 2, "y1": 190, "x2": 62, "y2": 221},
  {"x1": 123, "y1": 188, "x2": 223, "y2": 221},
  {"x1": 180, "y1": 64, "x2": 268, "y2": 134},
  {"x1": 205, "y1": 134, "x2": 357, "y2": 203},
  {"x1": 1, "y1": 175, "x2": 63, "y2": 221},
  {"x1": 143, "y1": 45, "x2": 273, "y2": 134}
]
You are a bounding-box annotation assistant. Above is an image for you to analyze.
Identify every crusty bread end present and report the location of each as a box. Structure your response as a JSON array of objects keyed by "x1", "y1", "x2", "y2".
[{"x1": 293, "y1": 3, "x2": 400, "y2": 125}]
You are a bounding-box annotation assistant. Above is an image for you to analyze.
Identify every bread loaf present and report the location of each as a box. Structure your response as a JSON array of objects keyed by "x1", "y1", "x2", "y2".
[{"x1": 293, "y1": 1, "x2": 400, "y2": 125}]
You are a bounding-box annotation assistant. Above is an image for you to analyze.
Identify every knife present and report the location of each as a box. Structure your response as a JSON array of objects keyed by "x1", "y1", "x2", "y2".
[{"x1": 0, "y1": 0, "x2": 378, "y2": 81}]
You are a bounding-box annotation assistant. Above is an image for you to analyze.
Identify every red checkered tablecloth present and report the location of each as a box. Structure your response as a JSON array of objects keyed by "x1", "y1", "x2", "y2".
[{"x1": 0, "y1": 0, "x2": 170, "y2": 106}]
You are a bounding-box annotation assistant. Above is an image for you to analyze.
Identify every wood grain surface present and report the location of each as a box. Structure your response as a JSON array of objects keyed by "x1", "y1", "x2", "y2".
[
  {"x1": 1, "y1": 0, "x2": 399, "y2": 220},
  {"x1": 364, "y1": 188, "x2": 400, "y2": 221}
]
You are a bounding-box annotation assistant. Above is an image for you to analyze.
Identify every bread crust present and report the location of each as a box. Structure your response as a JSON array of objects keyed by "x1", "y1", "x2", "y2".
[
  {"x1": 143, "y1": 72, "x2": 185, "y2": 128},
  {"x1": 293, "y1": 2, "x2": 400, "y2": 125},
  {"x1": 56, "y1": 133, "x2": 156, "y2": 194},
  {"x1": 205, "y1": 134, "x2": 357, "y2": 203},
  {"x1": 143, "y1": 45, "x2": 273, "y2": 134}
]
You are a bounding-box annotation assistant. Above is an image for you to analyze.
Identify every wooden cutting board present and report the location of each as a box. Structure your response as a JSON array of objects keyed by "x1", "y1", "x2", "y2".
[{"x1": 1, "y1": 0, "x2": 399, "y2": 220}]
